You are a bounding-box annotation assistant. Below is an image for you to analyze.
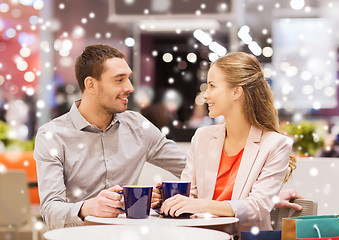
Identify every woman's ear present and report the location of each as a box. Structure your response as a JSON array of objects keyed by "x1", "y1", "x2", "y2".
[
  {"x1": 233, "y1": 86, "x2": 244, "y2": 100},
  {"x1": 84, "y1": 76, "x2": 96, "y2": 93}
]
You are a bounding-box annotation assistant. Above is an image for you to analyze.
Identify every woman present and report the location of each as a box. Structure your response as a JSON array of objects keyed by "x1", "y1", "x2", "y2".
[{"x1": 159, "y1": 52, "x2": 293, "y2": 231}]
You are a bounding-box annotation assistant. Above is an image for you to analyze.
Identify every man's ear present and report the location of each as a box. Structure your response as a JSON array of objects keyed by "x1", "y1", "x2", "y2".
[
  {"x1": 233, "y1": 86, "x2": 243, "y2": 100},
  {"x1": 84, "y1": 76, "x2": 96, "y2": 93}
]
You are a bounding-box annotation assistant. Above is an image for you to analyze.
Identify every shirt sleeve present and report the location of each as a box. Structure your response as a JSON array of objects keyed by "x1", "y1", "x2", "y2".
[
  {"x1": 34, "y1": 127, "x2": 85, "y2": 229},
  {"x1": 140, "y1": 115, "x2": 187, "y2": 178}
]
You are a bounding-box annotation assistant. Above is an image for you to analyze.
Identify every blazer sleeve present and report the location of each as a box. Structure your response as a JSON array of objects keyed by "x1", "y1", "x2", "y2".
[
  {"x1": 180, "y1": 128, "x2": 201, "y2": 198},
  {"x1": 229, "y1": 134, "x2": 293, "y2": 227}
]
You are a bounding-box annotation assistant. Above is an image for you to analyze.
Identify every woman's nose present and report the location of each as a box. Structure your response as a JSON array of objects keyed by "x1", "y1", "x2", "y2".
[{"x1": 203, "y1": 91, "x2": 208, "y2": 100}]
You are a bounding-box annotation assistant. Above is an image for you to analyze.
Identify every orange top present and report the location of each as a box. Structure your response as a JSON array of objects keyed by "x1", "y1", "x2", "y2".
[{"x1": 212, "y1": 148, "x2": 244, "y2": 201}]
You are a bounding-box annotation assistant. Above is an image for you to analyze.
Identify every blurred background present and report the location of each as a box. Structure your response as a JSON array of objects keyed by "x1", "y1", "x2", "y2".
[
  {"x1": 2, "y1": 1, "x2": 339, "y2": 238},
  {"x1": 0, "y1": 0, "x2": 339, "y2": 156}
]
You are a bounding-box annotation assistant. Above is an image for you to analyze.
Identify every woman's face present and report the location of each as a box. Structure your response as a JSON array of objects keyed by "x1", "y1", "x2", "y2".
[{"x1": 203, "y1": 65, "x2": 236, "y2": 118}]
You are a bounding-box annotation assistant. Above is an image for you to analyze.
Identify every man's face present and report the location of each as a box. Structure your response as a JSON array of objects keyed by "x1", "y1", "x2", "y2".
[{"x1": 96, "y1": 58, "x2": 134, "y2": 114}]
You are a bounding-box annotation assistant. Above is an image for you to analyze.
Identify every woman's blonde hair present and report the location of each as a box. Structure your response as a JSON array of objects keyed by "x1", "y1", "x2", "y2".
[{"x1": 212, "y1": 52, "x2": 295, "y2": 182}]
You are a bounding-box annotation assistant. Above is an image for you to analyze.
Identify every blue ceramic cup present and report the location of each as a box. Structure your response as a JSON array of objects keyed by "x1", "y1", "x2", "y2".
[
  {"x1": 122, "y1": 186, "x2": 153, "y2": 219},
  {"x1": 161, "y1": 181, "x2": 191, "y2": 200}
]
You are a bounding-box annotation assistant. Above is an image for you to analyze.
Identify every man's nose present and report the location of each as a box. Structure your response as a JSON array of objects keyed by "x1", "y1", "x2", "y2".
[{"x1": 125, "y1": 79, "x2": 134, "y2": 93}]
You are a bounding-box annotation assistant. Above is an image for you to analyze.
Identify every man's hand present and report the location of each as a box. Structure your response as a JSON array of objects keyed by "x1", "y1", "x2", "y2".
[
  {"x1": 79, "y1": 185, "x2": 124, "y2": 219},
  {"x1": 275, "y1": 189, "x2": 303, "y2": 211},
  {"x1": 151, "y1": 182, "x2": 162, "y2": 209}
]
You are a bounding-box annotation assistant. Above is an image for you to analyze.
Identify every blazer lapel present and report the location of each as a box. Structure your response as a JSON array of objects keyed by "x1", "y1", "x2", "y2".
[
  {"x1": 203, "y1": 123, "x2": 226, "y2": 199},
  {"x1": 232, "y1": 125, "x2": 262, "y2": 200}
]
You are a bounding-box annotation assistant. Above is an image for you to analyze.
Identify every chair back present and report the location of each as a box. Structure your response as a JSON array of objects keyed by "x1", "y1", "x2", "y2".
[
  {"x1": 0, "y1": 170, "x2": 31, "y2": 227},
  {"x1": 271, "y1": 198, "x2": 318, "y2": 230},
  {"x1": 283, "y1": 157, "x2": 339, "y2": 215}
]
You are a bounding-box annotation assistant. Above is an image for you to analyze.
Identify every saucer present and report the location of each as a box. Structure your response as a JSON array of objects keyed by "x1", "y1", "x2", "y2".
[{"x1": 153, "y1": 208, "x2": 193, "y2": 219}]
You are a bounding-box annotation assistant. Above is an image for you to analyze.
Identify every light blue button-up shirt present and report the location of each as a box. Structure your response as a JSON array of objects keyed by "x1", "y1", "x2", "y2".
[{"x1": 34, "y1": 101, "x2": 187, "y2": 229}]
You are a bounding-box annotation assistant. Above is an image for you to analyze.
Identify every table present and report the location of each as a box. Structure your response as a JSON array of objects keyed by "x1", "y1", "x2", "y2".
[
  {"x1": 85, "y1": 210, "x2": 239, "y2": 238},
  {"x1": 43, "y1": 224, "x2": 231, "y2": 240}
]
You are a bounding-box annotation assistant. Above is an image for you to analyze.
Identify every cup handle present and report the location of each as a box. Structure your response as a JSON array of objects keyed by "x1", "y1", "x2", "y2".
[
  {"x1": 153, "y1": 185, "x2": 164, "y2": 209},
  {"x1": 116, "y1": 191, "x2": 125, "y2": 213},
  {"x1": 155, "y1": 185, "x2": 163, "y2": 198}
]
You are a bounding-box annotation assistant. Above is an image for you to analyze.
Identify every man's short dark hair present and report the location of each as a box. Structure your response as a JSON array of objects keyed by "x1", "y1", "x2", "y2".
[{"x1": 74, "y1": 44, "x2": 125, "y2": 92}]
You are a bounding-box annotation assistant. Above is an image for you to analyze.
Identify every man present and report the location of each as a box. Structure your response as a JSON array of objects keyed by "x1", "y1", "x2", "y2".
[{"x1": 34, "y1": 44, "x2": 186, "y2": 229}]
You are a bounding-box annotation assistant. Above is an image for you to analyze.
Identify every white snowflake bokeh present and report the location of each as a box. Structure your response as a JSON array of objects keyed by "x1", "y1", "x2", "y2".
[
  {"x1": 0, "y1": 1, "x2": 338, "y2": 232},
  {"x1": 251, "y1": 226, "x2": 260, "y2": 235},
  {"x1": 72, "y1": 187, "x2": 84, "y2": 198}
]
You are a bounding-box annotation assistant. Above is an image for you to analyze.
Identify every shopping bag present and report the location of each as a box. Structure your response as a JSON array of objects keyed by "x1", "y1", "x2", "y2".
[
  {"x1": 296, "y1": 237, "x2": 339, "y2": 240},
  {"x1": 241, "y1": 230, "x2": 281, "y2": 240},
  {"x1": 282, "y1": 215, "x2": 339, "y2": 240},
  {"x1": 296, "y1": 223, "x2": 339, "y2": 239}
]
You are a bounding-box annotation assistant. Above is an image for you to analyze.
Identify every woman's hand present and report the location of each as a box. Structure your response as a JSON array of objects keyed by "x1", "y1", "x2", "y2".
[
  {"x1": 274, "y1": 188, "x2": 303, "y2": 211},
  {"x1": 160, "y1": 194, "x2": 205, "y2": 217},
  {"x1": 151, "y1": 182, "x2": 162, "y2": 209}
]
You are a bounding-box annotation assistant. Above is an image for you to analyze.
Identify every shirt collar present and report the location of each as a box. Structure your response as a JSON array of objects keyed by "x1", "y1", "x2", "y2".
[{"x1": 69, "y1": 100, "x2": 119, "y2": 132}]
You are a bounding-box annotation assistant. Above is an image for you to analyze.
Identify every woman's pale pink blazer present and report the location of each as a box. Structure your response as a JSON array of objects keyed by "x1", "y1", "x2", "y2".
[{"x1": 181, "y1": 123, "x2": 293, "y2": 231}]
